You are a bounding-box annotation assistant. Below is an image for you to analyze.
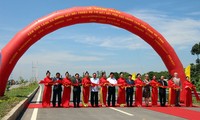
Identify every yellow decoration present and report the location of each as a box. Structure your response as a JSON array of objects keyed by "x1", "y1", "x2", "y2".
[
  {"x1": 132, "y1": 73, "x2": 136, "y2": 80},
  {"x1": 185, "y1": 65, "x2": 191, "y2": 81}
]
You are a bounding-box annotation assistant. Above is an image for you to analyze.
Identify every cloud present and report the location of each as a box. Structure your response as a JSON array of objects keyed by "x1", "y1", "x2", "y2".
[
  {"x1": 20, "y1": 51, "x2": 103, "y2": 65},
  {"x1": 0, "y1": 37, "x2": 7, "y2": 50},
  {"x1": 0, "y1": 27, "x2": 18, "y2": 32},
  {"x1": 57, "y1": 9, "x2": 200, "y2": 51},
  {"x1": 0, "y1": 40, "x2": 7, "y2": 50},
  {"x1": 83, "y1": 51, "x2": 117, "y2": 56},
  {"x1": 5, "y1": 8, "x2": 199, "y2": 80},
  {"x1": 41, "y1": 30, "x2": 148, "y2": 50},
  {"x1": 1, "y1": 9, "x2": 200, "y2": 52},
  {"x1": 127, "y1": 9, "x2": 200, "y2": 49},
  {"x1": 187, "y1": 12, "x2": 200, "y2": 16},
  {"x1": 12, "y1": 50, "x2": 106, "y2": 79},
  {"x1": 0, "y1": 26, "x2": 20, "y2": 50},
  {"x1": 69, "y1": 35, "x2": 148, "y2": 50},
  {"x1": 0, "y1": 44, "x2": 4, "y2": 50}
]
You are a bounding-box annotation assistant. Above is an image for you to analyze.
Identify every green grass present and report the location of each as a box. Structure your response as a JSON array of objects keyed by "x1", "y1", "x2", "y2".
[
  {"x1": 193, "y1": 97, "x2": 200, "y2": 106},
  {"x1": 0, "y1": 82, "x2": 38, "y2": 119}
]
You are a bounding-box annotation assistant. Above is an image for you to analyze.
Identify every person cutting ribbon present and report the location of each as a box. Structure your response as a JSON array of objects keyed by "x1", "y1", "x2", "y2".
[
  {"x1": 135, "y1": 73, "x2": 144, "y2": 107},
  {"x1": 107, "y1": 72, "x2": 117, "y2": 107},
  {"x1": 72, "y1": 73, "x2": 82, "y2": 108},
  {"x1": 62, "y1": 72, "x2": 72, "y2": 108},
  {"x1": 117, "y1": 72, "x2": 127, "y2": 107},
  {"x1": 100, "y1": 72, "x2": 109, "y2": 107},
  {"x1": 42, "y1": 70, "x2": 53, "y2": 107},
  {"x1": 90, "y1": 72, "x2": 100, "y2": 107},
  {"x1": 184, "y1": 76, "x2": 200, "y2": 107},
  {"x1": 126, "y1": 74, "x2": 135, "y2": 107},
  {"x1": 52, "y1": 72, "x2": 63, "y2": 107},
  {"x1": 82, "y1": 71, "x2": 91, "y2": 107},
  {"x1": 150, "y1": 75, "x2": 159, "y2": 106},
  {"x1": 158, "y1": 76, "x2": 168, "y2": 107}
]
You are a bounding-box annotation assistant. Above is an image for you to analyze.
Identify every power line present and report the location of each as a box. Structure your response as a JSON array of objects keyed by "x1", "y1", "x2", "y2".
[{"x1": 32, "y1": 61, "x2": 39, "y2": 82}]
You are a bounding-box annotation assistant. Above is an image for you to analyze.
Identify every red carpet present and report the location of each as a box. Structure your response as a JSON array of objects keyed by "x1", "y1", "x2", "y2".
[
  {"x1": 28, "y1": 103, "x2": 156, "y2": 108},
  {"x1": 28, "y1": 103, "x2": 121, "y2": 108},
  {"x1": 28, "y1": 103, "x2": 200, "y2": 120},
  {"x1": 145, "y1": 106, "x2": 200, "y2": 120},
  {"x1": 28, "y1": 104, "x2": 43, "y2": 108}
]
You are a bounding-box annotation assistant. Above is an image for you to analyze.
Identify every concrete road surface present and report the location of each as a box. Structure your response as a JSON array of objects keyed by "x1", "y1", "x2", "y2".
[{"x1": 19, "y1": 85, "x2": 199, "y2": 120}]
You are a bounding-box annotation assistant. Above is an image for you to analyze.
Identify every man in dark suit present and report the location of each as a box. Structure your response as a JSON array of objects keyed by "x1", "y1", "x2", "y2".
[
  {"x1": 126, "y1": 74, "x2": 135, "y2": 107},
  {"x1": 72, "y1": 73, "x2": 82, "y2": 108},
  {"x1": 158, "y1": 76, "x2": 168, "y2": 107},
  {"x1": 52, "y1": 72, "x2": 62, "y2": 107}
]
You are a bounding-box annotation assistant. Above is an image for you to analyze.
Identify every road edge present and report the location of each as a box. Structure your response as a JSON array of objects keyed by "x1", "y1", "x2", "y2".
[{"x1": 2, "y1": 86, "x2": 39, "y2": 120}]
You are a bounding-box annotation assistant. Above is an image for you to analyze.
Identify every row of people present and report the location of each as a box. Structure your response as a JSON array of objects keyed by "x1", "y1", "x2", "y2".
[
  {"x1": 136, "y1": 72, "x2": 199, "y2": 107},
  {"x1": 41, "y1": 71, "x2": 199, "y2": 108}
]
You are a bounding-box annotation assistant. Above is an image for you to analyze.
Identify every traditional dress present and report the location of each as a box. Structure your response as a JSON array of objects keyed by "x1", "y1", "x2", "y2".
[
  {"x1": 150, "y1": 79, "x2": 159, "y2": 106},
  {"x1": 100, "y1": 77, "x2": 109, "y2": 106},
  {"x1": 82, "y1": 77, "x2": 91, "y2": 107},
  {"x1": 62, "y1": 77, "x2": 72, "y2": 107},
  {"x1": 117, "y1": 77, "x2": 126, "y2": 106},
  {"x1": 168, "y1": 79, "x2": 175, "y2": 106},
  {"x1": 42, "y1": 76, "x2": 53, "y2": 107},
  {"x1": 135, "y1": 78, "x2": 143, "y2": 107},
  {"x1": 184, "y1": 80, "x2": 193, "y2": 107}
]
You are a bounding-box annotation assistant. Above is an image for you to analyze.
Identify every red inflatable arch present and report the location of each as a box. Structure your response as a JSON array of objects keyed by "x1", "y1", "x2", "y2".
[{"x1": 0, "y1": 6, "x2": 185, "y2": 100}]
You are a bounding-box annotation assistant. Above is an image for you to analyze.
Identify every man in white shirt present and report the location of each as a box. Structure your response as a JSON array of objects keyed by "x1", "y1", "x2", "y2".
[
  {"x1": 107, "y1": 72, "x2": 117, "y2": 107},
  {"x1": 90, "y1": 73, "x2": 99, "y2": 107},
  {"x1": 173, "y1": 72, "x2": 181, "y2": 107}
]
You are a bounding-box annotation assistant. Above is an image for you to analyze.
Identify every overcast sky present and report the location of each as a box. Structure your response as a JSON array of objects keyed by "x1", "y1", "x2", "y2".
[{"x1": 0, "y1": 0, "x2": 199, "y2": 80}]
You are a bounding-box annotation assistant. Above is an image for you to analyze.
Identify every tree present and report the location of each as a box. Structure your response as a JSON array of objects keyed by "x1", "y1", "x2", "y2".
[
  {"x1": 113, "y1": 72, "x2": 130, "y2": 80},
  {"x1": 190, "y1": 63, "x2": 200, "y2": 91},
  {"x1": 96, "y1": 70, "x2": 106, "y2": 78},
  {"x1": 123, "y1": 72, "x2": 131, "y2": 79},
  {"x1": 113, "y1": 72, "x2": 119, "y2": 80},
  {"x1": 19, "y1": 76, "x2": 25, "y2": 84},
  {"x1": 143, "y1": 71, "x2": 169, "y2": 80},
  {"x1": 190, "y1": 42, "x2": 200, "y2": 91},
  {"x1": 191, "y1": 42, "x2": 200, "y2": 64}
]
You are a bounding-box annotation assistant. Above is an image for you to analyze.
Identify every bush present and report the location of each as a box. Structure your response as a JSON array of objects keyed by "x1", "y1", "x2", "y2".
[{"x1": 0, "y1": 82, "x2": 38, "y2": 119}]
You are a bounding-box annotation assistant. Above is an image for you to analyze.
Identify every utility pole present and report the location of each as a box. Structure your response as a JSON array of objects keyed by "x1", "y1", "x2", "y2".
[{"x1": 32, "y1": 62, "x2": 39, "y2": 82}]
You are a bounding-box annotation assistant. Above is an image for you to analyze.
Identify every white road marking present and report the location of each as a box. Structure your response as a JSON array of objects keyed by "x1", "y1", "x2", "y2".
[
  {"x1": 31, "y1": 108, "x2": 38, "y2": 120},
  {"x1": 31, "y1": 84, "x2": 42, "y2": 120},
  {"x1": 36, "y1": 84, "x2": 42, "y2": 104},
  {"x1": 109, "y1": 107, "x2": 134, "y2": 116}
]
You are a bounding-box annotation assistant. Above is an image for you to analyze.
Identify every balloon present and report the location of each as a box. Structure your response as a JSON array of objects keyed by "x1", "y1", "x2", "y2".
[{"x1": 0, "y1": 6, "x2": 186, "y2": 102}]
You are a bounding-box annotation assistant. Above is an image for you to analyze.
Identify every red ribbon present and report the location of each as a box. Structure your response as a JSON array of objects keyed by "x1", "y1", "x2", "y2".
[{"x1": 193, "y1": 87, "x2": 200, "y2": 101}]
